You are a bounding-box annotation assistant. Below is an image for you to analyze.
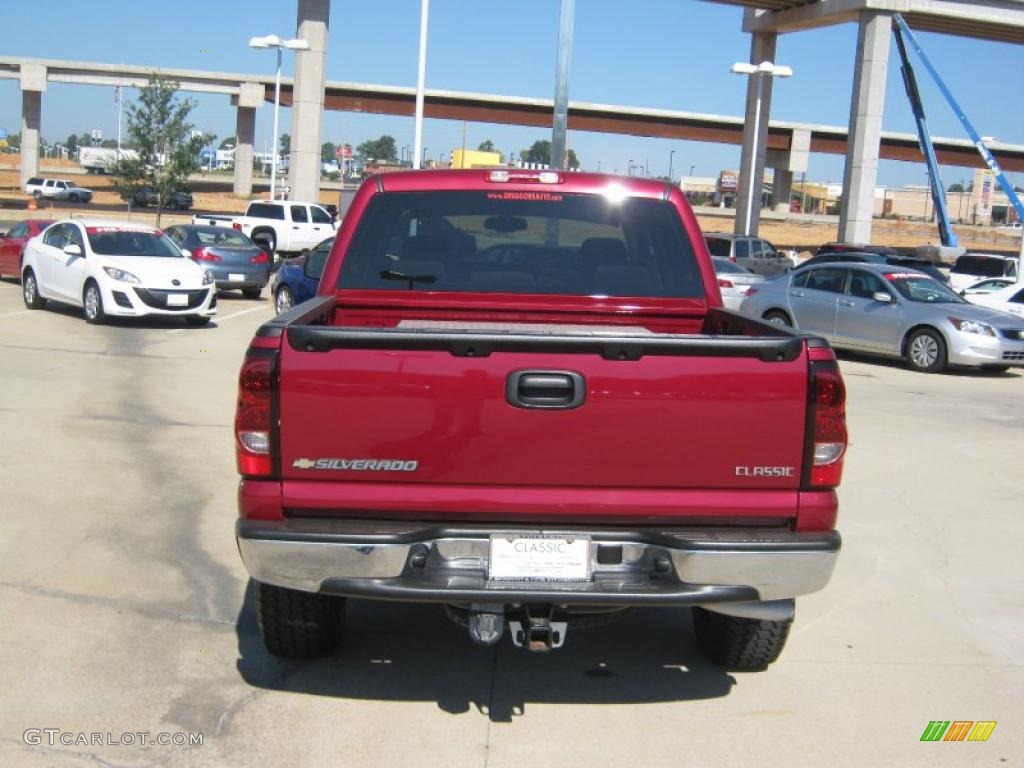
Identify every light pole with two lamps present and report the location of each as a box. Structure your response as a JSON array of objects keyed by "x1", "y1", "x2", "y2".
[
  {"x1": 730, "y1": 60, "x2": 792, "y2": 236},
  {"x1": 249, "y1": 34, "x2": 310, "y2": 201}
]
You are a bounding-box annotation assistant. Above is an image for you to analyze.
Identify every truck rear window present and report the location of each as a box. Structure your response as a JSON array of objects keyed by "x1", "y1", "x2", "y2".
[
  {"x1": 247, "y1": 203, "x2": 285, "y2": 220},
  {"x1": 337, "y1": 191, "x2": 704, "y2": 298},
  {"x1": 951, "y1": 256, "x2": 1007, "y2": 277}
]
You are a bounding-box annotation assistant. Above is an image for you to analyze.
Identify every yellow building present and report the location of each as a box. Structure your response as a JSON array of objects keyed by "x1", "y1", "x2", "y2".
[{"x1": 450, "y1": 149, "x2": 502, "y2": 169}]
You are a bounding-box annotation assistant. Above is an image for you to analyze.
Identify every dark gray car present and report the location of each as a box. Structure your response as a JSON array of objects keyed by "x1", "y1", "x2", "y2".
[{"x1": 163, "y1": 225, "x2": 270, "y2": 299}]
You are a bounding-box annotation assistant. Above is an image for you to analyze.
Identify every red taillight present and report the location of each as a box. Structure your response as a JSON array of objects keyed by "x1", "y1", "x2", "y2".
[
  {"x1": 806, "y1": 358, "x2": 847, "y2": 488},
  {"x1": 232, "y1": 222, "x2": 242, "y2": 231},
  {"x1": 250, "y1": 251, "x2": 270, "y2": 264},
  {"x1": 192, "y1": 248, "x2": 222, "y2": 262},
  {"x1": 718, "y1": 278, "x2": 734, "y2": 288},
  {"x1": 235, "y1": 349, "x2": 277, "y2": 476}
]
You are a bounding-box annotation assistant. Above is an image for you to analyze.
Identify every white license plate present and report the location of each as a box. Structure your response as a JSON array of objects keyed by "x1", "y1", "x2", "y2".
[
  {"x1": 228, "y1": 273, "x2": 245, "y2": 282},
  {"x1": 166, "y1": 293, "x2": 188, "y2": 307},
  {"x1": 489, "y1": 535, "x2": 591, "y2": 582}
]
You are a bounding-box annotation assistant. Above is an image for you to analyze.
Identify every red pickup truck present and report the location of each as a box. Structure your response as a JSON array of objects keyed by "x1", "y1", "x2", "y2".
[{"x1": 234, "y1": 169, "x2": 847, "y2": 669}]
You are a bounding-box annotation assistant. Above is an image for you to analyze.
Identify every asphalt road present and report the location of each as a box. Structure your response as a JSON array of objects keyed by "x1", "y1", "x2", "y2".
[{"x1": 0, "y1": 280, "x2": 1021, "y2": 767}]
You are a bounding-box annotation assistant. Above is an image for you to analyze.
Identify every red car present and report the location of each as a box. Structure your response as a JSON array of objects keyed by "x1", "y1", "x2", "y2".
[
  {"x1": 0, "y1": 220, "x2": 54, "y2": 280},
  {"x1": 234, "y1": 170, "x2": 848, "y2": 669}
]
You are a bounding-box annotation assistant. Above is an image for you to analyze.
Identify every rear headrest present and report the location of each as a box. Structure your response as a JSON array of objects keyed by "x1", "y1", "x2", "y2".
[
  {"x1": 577, "y1": 237, "x2": 628, "y2": 271},
  {"x1": 399, "y1": 235, "x2": 449, "y2": 263}
]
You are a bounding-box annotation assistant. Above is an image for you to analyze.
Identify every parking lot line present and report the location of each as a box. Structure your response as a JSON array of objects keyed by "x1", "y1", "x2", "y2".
[{"x1": 167, "y1": 305, "x2": 271, "y2": 334}]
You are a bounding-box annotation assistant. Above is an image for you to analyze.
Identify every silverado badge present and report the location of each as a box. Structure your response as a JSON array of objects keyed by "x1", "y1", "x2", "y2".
[{"x1": 292, "y1": 458, "x2": 419, "y2": 471}]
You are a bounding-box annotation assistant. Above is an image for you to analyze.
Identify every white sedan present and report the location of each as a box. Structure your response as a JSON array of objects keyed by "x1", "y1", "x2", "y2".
[
  {"x1": 964, "y1": 280, "x2": 1024, "y2": 319},
  {"x1": 22, "y1": 219, "x2": 217, "y2": 325}
]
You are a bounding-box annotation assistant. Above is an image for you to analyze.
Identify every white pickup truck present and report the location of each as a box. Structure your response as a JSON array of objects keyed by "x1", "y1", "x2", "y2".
[
  {"x1": 192, "y1": 201, "x2": 337, "y2": 255},
  {"x1": 24, "y1": 177, "x2": 94, "y2": 203}
]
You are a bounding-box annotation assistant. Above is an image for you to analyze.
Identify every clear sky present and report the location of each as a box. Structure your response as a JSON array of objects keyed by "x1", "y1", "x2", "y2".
[{"x1": 1, "y1": 0, "x2": 1021, "y2": 188}]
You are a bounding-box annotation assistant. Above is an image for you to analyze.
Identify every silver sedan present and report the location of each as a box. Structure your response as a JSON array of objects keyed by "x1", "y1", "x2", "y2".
[{"x1": 739, "y1": 262, "x2": 1024, "y2": 373}]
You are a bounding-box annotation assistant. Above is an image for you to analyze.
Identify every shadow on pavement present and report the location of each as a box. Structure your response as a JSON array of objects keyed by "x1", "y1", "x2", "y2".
[
  {"x1": 835, "y1": 348, "x2": 1022, "y2": 378},
  {"x1": 235, "y1": 580, "x2": 734, "y2": 722}
]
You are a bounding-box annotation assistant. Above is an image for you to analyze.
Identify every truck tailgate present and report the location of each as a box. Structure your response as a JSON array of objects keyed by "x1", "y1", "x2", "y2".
[{"x1": 276, "y1": 324, "x2": 809, "y2": 508}]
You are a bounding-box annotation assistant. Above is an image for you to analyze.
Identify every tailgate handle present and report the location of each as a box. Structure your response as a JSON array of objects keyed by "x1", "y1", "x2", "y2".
[{"x1": 506, "y1": 371, "x2": 585, "y2": 410}]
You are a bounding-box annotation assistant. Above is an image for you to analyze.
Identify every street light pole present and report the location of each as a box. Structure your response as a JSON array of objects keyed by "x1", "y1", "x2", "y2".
[
  {"x1": 668, "y1": 150, "x2": 675, "y2": 183},
  {"x1": 250, "y1": 34, "x2": 310, "y2": 201},
  {"x1": 413, "y1": 0, "x2": 430, "y2": 170},
  {"x1": 731, "y1": 61, "x2": 792, "y2": 236}
]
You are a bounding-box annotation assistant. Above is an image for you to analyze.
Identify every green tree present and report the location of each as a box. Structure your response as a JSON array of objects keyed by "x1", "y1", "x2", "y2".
[
  {"x1": 518, "y1": 140, "x2": 579, "y2": 170},
  {"x1": 356, "y1": 135, "x2": 397, "y2": 162},
  {"x1": 321, "y1": 141, "x2": 337, "y2": 162},
  {"x1": 947, "y1": 182, "x2": 964, "y2": 193},
  {"x1": 279, "y1": 133, "x2": 291, "y2": 157},
  {"x1": 65, "y1": 134, "x2": 79, "y2": 158},
  {"x1": 219, "y1": 137, "x2": 235, "y2": 150},
  {"x1": 110, "y1": 75, "x2": 207, "y2": 226},
  {"x1": 100, "y1": 139, "x2": 119, "y2": 149}
]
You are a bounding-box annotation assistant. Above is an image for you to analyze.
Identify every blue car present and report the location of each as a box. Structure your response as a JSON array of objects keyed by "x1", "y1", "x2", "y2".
[{"x1": 272, "y1": 237, "x2": 333, "y2": 314}]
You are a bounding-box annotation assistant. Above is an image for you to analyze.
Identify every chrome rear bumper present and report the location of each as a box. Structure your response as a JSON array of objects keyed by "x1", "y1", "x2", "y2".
[{"x1": 236, "y1": 519, "x2": 840, "y2": 606}]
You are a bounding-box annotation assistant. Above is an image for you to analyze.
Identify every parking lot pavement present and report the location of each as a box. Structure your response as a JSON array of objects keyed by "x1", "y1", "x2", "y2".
[{"x1": 0, "y1": 279, "x2": 1020, "y2": 767}]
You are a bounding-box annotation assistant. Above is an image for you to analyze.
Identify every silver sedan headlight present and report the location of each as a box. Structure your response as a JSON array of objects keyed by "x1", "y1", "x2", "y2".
[
  {"x1": 203, "y1": 269, "x2": 215, "y2": 285},
  {"x1": 948, "y1": 317, "x2": 995, "y2": 337},
  {"x1": 103, "y1": 267, "x2": 141, "y2": 284}
]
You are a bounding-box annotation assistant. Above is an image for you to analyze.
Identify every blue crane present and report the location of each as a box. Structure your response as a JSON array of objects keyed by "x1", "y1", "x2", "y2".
[{"x1": 891, "y1": 13, "x2": 1024, "y2": 248}]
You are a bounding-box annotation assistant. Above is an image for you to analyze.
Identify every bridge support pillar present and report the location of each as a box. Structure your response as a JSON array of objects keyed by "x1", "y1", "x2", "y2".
[
  {"x1": 734, "y1": 32, "x2": 777, "y2": 237},
  {"x1": 19, "y1": 64, "x2": 47, "y2": 190},
  {"x1": 766, "y1": 128, "x2": 809, "y2": 213},
  {"x1": 234, "y1": 83, "x2": 264, "y2": 197},
  {"x1": 289, "y1": 0, "x2": 330, "y2": 203},
  {"x1": 838, "y1": 10, "x2": 892, "y2": 244}
]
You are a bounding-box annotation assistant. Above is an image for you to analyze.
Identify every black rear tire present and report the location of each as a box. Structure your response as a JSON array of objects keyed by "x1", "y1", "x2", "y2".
[
  {"x1": 256, "y1": 582, "x2": 345, "y2": 659},
  {"x1": 763, "y1": 310, "x2": 792, "y2": 328},
  {"x1": 692, "y1": 607, "x2": 792, "y2": 670},
  {"x1": 242, "y1": 287, "x2": 262, "y2": 300},
  {"x1": 185, "y1": 315, "x2": 212, "y2": 326}
]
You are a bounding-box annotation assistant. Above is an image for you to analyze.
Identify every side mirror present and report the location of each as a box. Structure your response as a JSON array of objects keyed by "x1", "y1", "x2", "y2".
[
  {"x1": 872, "y1": 291, "x2": 894, "y2": 304},
  {"x1": 63, "y1": 243, "x2": 83, "y2": 257},
  {"x1": 303, "y1": 258, "x2": 321, "y2": 279}
]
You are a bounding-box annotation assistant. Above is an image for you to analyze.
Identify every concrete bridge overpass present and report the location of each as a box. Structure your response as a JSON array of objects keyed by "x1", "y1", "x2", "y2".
[{"x1": 3, "y1": 0, "x2": 1022, "y2": 244}]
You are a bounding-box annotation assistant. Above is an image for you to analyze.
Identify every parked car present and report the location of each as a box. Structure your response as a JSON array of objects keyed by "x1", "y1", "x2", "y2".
[
  {"x1": 192, "y1": 200, "x2": 336, "y2": 256},
  {"x1": 163, "y1": 225, "x2": 270, "y2": 299},
  {"x1": 271, "y1": 236, "x2": 332, "y2": 314},
  {"x1": 712, "y1": 256, "x2": 765, "y2": 310},
  {"x1": 739, "y1": 262, "x2": 1024, "y2": 373},
  {"x1": 234, "y1": 169, "x2": 849, "y2": 669},
  {"x1": 959, "y1": 277, "x2": 1017, "y2": 297},
  {"x1": 21, "y1": 219, "x2": 217, "y2": 325},
  {"x1": 126, "y1": 187, "x2": 193, "y2": 211},
  {"x1": 23, "y1": 177, "x2": 93, "y2": 203},
  {"x1": 815, "y1": 242, "x2": 900, "y2": 257},
  {"x1": 948, "y1": 253, "x2": 1020, "y2": 293},
  {"x1": 963, "y1": 281, "x2": 1024, "y2": 319},
  {"x1": 794, "y1": 250, "x2": 949, "y2": 284},
  {"x1": 703, "y1": 233, "x2": 793, "y2": 276},
  {"x1": 0, "y1": 219, "x2": 55, "y2": 279}
]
